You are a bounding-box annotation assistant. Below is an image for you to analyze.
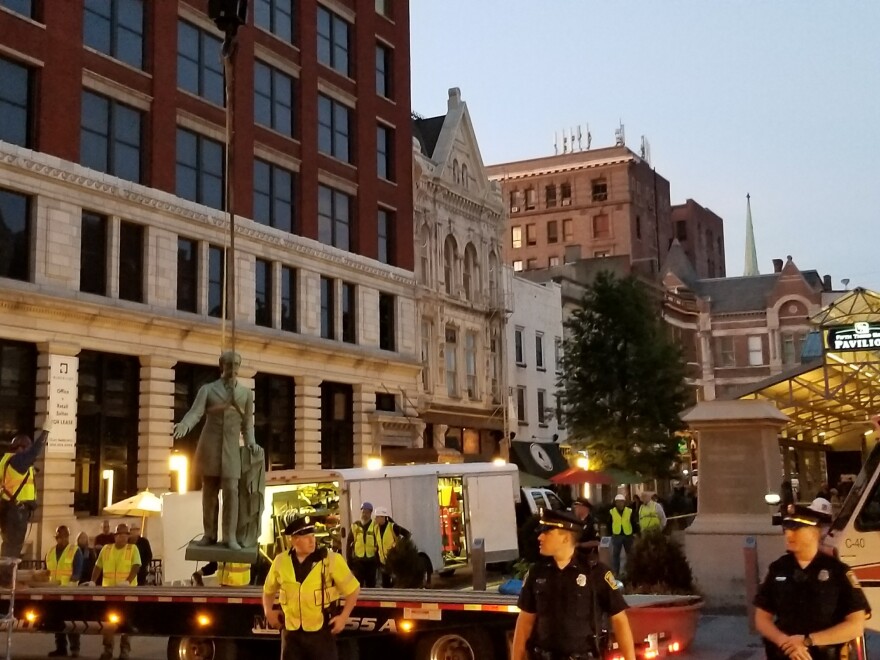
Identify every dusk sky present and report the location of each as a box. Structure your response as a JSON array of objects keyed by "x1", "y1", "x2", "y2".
[{"x1": 410, "y1": 2, "x2": 880, "y2": 290}]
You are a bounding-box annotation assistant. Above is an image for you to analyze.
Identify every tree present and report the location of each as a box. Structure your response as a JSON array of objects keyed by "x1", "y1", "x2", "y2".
[{"x1": 558, "y1": 271, "x2": 688, "y2": 478}]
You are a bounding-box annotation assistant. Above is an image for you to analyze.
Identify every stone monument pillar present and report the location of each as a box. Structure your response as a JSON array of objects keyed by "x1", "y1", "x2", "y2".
[{"x1": 683, "y1": 400, "x2": 788, "y2": 607}]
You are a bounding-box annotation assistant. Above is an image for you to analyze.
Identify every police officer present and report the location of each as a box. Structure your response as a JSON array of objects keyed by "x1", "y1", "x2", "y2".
[
  {"x1": 754, "y1": 504, "x2": 869, "y2": 660},
  {"x1": 262, "y1": 515, "x2": 361, "y2": 660},
  {"x1": 512, "y1": 509, "x2": 636, "y2": 660},
  {"x1": 347, "y1": 501, "x2": 377, "y2": 588},
  {"x1": 571, "y1": 498, "x2": 599, "y2": 554}
]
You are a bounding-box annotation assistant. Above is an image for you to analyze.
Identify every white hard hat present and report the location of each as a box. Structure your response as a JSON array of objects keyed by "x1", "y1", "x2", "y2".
[
  {"x1": 809, "y1": 497, "x2": 832, "y2": 517},
  {"x1": 373, "y1": 506, "x2": 390, "y2": 518},
  {"x1": 614, "y1": 494, "x2": 626, "y2": 502}
]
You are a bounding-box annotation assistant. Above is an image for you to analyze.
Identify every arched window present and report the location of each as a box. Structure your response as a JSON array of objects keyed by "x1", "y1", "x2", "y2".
[
  {"x1": 461, "y1": 163, "x2": 468, "y2": 189},
  {"x1": 463, "y1": 242, "x2": 479, "y2": 301},
  {"x1": 418, "y1": 224, "x2": 431, "y2": 285},
  {"x1": 488, "y1": 250, "x2": 499, "y2": 304},
  {"x1": 444, "y1": 235, "x2": 457, "y2": 295},
  {"x1": 452, "y1": 159, "x2": 459, "y2": 183}
]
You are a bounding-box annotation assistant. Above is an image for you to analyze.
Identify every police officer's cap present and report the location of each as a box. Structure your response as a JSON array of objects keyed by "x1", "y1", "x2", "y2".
[
  {"x1": 571, "y1": 497, "x2": 592, "y2": 509},
  {"x1": 284, "y1": 515, "x2": 317, "y2": 536},
  {"x1": 782, "y1": 504, "x2": 831, "y2": 529},
  {"x1": 536, "y1": 508, "x2": 586, "y2": 534}
]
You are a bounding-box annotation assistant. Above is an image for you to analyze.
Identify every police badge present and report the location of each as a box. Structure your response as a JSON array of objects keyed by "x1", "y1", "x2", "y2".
[
  {"x1": 576, "y1": 573, "x2": 587, "y2": 587},
  {"x1": 818, "y1": 569, "x2": 830, "y2": 582}
]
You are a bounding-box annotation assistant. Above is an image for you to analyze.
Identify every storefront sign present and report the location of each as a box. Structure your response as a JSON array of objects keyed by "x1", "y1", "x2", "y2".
[
  {"x1": 826, "y1": 322, "x2": 880, "y2": 351},
  {"x1": 47, "y1": 354, "x2": 78, "y2": 455}
]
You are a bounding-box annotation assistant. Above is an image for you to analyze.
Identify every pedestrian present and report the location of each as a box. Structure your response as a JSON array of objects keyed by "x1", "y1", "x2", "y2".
[
  {"x1": 0, "y1": 416, "x2": 52, "y2": 558},
  {"x1": 192, "y1": 561, "x2": 251, "y2": 587},
  {"x1": 128, "y1": 525, "x2": 153, "y2": 585},
  {"x1": 262, "y1": 514, "x2": 360, "y2": 660},
  {"x1": 94, "y1": 520, "x2": 115, "y2": 551},
  {"x1": 609, "y1": 494, "x2": 636, "y2": 578},
  {"x1": 638, "y1": 492, "x2": 666, "y2": 534},
  {"x1": 76, "y1": 532, "x2": 97, "y2": 585},
  {"x1": 512, "y1": 508, "x2": 636, "y2": 660},
  {"x1": 347, "y1": 501, "x2": 378, "y2": 588},
  {"x1": 46, "y1": 525, "x2": 82, "y2": 657},
  {"x1": 629, "y1": 495, "x2": 642, "y2": 536},
  {"x1": 570, "y1": 497, "x2": 599, "y2": 554},
  {"x1": 754, "y1": 504, "x2": 869, "y2": 660},
  {"x1": 372, "y1": 506, "x2": 410, "y2": 588},
  {"x1": 90, "y1": 523, "x2": 141, "y2": 660}
]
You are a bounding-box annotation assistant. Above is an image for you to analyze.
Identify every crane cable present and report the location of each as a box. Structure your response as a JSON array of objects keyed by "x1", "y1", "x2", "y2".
[{"x1": 220, "y1": 36, "x2": 237, "y2": 357}]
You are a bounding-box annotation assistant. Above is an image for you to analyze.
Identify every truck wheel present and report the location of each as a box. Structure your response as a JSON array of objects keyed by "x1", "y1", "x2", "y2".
[
  {"x1": 167, "y1": 636, "x2": 237, "y2": 660},
  {"x1": 414, "y1": 629, "x2": 493, "y2": 660}
]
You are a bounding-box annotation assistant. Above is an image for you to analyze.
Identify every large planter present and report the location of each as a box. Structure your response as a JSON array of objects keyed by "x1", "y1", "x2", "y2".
[{"x1": 624, "y1": 594, "x2": 704, "y2": 652}]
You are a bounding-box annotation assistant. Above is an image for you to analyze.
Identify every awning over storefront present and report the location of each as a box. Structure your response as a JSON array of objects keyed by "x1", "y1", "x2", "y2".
[
  {"x1": 510, "y1": 440, "x2": 569, "y2": 480},
  {"x1": 420, "y1": 409, "x2": 504, "y2": 431}
]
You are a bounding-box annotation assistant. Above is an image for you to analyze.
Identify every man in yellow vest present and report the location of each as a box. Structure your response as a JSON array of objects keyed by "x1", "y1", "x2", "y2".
[
  {"x1": 346, "y1": 501, "x2": 377, "y2": 588},
  {"x1": 90, "y1": 523, "x2": 141, "y2": 660},
  {"x1": 192, "y1": 560, "x2": 251, "y2": 586},
  {"x1": 638, "y1": 492, "x2": 667, "y2": 534},
  {"x1": 46, "y1": 525, "x2": 83, "y2": 657},
  {"x1": 262, "y1": 515, "x2": 360, "y2": 660},
  {"x1": 0, "y1": 416, "x2": 52, "y2": 558},
  {"x1": 609, "y1": 494, "x2": 635, "y2": 577},
  {"x1": 372, "y1": 506, "x2": 410, "y2": 588}
]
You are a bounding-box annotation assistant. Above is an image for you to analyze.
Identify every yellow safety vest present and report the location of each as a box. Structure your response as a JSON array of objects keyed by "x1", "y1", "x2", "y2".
[
  {"x1": 351, "y1": 520, "x2": 377, "y2": 559},
  {"x1": 263, "y1": 550, "x2": 359, "y2": 632},
  {"x1": 97, "y1": 543, "x2": 140, "y2": 586},
  {"x1": 639, "y1": 501, "x2": 662, "y2": 532},
  {"x1": 0, "y1": 453, "x2": 36, "y2": 503},
  {"x1": 610, "y1": 507, "x2": 633, "y2": 536},
  {"x1": 46, "y1": 544, "x2": 78, "y2": 586},
  {"x1": 218, "y1": 562, "x2": 251, "y2": 587},
  {"x1": 374, "y1": 523, "x2": 399, "y2": 565}
]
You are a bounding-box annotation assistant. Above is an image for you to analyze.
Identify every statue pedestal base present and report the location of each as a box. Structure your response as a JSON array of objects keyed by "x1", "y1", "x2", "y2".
[{"x1": 185, "y1": 542, "x2": 258, "y2": 564}]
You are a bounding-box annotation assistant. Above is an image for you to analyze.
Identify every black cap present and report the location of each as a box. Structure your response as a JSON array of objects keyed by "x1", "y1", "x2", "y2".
[
  {"x1": 571, "y1": 497, "x2": 592, "y2": 509},
  {"x1": 284, "y1": 515, "x2": 317, "y2": 536},
  {"x1": 782, "y1": 504, "x2": 831, "y2": 530},
  {"x1": 536, "y1": 508, "x2": 586, "y2": 534}
]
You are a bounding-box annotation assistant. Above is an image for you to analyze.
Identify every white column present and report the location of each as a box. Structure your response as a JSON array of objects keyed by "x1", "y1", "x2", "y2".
[
  {"x1": 295, "y1": 376, "x2": 322, "y2": 468},
  {"x1": 352, "y1": 384, "x2": 374, "y2": 466},
  {"x1": 137, "y1": 356, "x2": 176, "y2": 492}
]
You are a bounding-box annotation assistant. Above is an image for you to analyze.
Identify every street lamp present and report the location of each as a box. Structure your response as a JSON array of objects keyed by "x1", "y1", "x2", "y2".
[
  {"x1": 366, "y1": 456, "x2": 383, "y2": 471},
  {"x1": 169, "y1": 453, "x2": 189, "y2": 494}
]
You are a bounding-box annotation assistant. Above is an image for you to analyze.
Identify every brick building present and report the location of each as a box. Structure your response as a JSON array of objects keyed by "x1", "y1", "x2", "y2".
[
  {"x1": 0, "y1": 0, "x2": 419, "y2": 557},
  {"x1": 671, "y1": 198, "x2": 726, "y2": 279}
]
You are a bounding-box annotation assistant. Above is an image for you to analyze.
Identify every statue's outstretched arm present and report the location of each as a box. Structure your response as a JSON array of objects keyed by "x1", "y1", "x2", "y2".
[{"x1": 172, "y1": 384, "x2": 209, "y2": 439}]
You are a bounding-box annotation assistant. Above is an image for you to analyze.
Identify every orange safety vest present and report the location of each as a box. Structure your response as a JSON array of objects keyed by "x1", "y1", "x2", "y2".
[{"x1": 46, "y1": 544, "x2": 78, "y2": 586}]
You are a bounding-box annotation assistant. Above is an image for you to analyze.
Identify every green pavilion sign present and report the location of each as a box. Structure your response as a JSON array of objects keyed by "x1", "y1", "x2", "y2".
[{"x1": 826, "y1": 322, "x2": 880, "y2": 351}]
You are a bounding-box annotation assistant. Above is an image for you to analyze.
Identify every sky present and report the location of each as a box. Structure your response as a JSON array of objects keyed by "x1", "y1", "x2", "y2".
[{"x1": 409, "y1": 2, "x2": 880, "y2": 290}]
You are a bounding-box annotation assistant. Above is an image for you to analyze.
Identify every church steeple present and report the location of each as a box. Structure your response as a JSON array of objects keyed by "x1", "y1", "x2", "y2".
[{"x1": 743, "y1": 193, "x2": 759, "y2": 276}]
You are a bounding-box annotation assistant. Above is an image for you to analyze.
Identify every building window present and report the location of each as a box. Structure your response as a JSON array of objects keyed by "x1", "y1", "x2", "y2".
[
  {"x1": 526, "y1": 258, "x2": 537, "y2": 271},
  {"x1": 0, "y1": 0, "x2": 33, "y2": 18},
  {"x1": 782, "y1": 333, "x2": 804, "y2": 366},
  {"x1": 525, "y1": 187, "x2": 536, "y2": 210},
  {"x1": 0, "y1": 57, "x2": 32, "y2": 148},
  {"x1": 461, "y1": 164, "x2": 468, "y2": 188},
  {"x1": 375, "y1": 43, "x2": 392, "y2": 98},
  {"x1": 465, "y1": 331, "x2": 477, "y2": 399},
  {"x1": 83, "y1": 0, "x2": 144, "y2": 70},
  {"x1": 421, "y1": 318, "x2": 432, "y2": 392},
  {"x1": 515, "y1": 327, "x2": 525, "y2": 365},
  {"x1": 443, "y1": 235, "x2": 457, "y2": 295},
  {"x1": 592, "y1": 214, "x2": 610, "y2": 239},
  {"x1": 177, "y1": 238, "x2": 198, "y2": 313},
  {"x1": 537, "y1": 389, "x2": 547, "y2": 425},
  {"x1": 463, "y1": 244, "x2": 478, "y2": 302},
  {"x1": 254, "y1": 374, "x2": 295, "y2": 470},
  {"x1": 511, "y1": 226, "x2": 522, "y2": 249},
  {"x1": 208, "y1": 245, "x2": 225, "y2": 318},
  {"x1": 254, "y1": 61, "x2": 294, "y2": 136},
  {"x1": 513, "y1": 260, "x2": 523, "y2": 272},
  {"x1": 509, "y1": 190, "x2": 520, "y2": 212},
  {"x1": 715, "y1": 336, "x2": 735, "y2": 367},
  {"x1": 561, "y1": 182, "x2": 572, "y2": 205},
  {"x1": 320, "y1": 277, "x2": 335, "y2": 339},
  {"x1": 549, "y1": 256, "x2": 560, "y2": 267},
  {"x1": 118, "y1": 220, "x2": 143, "y2": 303},
  {"x1": 676, "y1": 220, "x2": 687, "y2": 241},
  {"x1": 546, "y1": 220, "x2": 558, "y2": 244},
  {"x1": 554, "y1": 337, "x2": 563, "y2": 373},
  {"x1": 375, "y1": 0, "x2": 390, "y2": 16},
  {"x1": 564, "y1": 245, "x2": 581, "y2": 263},
  {"x1": 748, "y1": 335, "x2": 764, "y2": 366},
  {"x1": 376, "y1": 392, "x2": 396, "y2": 412},
  {"x1": 545, "y1": 184, "x2": 556, "y2": 208},
  {"x1": 377, "y1": 124, "x2": 394, "y2": 180},
  {"x1": 316, "y1": 5, "x2": 350, "y2": 76},
  {"x1": 80, "y1": 211, "x2": 107, "y2": 295},
  {"x1": 0, "y1": 338, "x2": 36, "y2": 440},
  {"x1": 317, "y1": 184, "x2": 351, "y2": 251},
  {"x1": 317, "y1": 94, "x2": 351, "y2": 162},
  {"x1": 636, "y1": 215, "x2": 642, "y2": 239},
  {"x1": 254, "y1": 0, "x2": 294, "y2": 43},
  {"x1": 177, "y1": 20, "x2": 224, "y2": 105},
  {"x1": 176, "y1": 128, "x2": 224, "y2": 209},
  {"x1": 379, "y1": 293, "x2": 395, "y2": 351},
  {"x1": 591, "y1": 179, "x2": 608, "y2": 202},
  {"x1": 0, "y1": 188, "x2": 31, "y2": 282},
  {"x1": 341, "y1": 282, "x2": 356, "y2": 344},
  {"x1": 255, "y1": 258, "x2": 272, "y2": 328},
  {"x1": 562, "y1": 218, "x2": 573, "y2": 242},
  {"x1": 377, "y1": 208, "x2": 394, "y2": 265},
  {"x1": 253, "y1": 159, "x2": 294, "y2": 233},
  {"x1": 594, "y1": 250, "x2": 610, "y2": 258},
  {"x1": 81, "y1": 91, "x2": 142, "y2": 183},
  {"x1": 489, "y1": 332, "x2": 500, "y2": 404},
  {"x1": 525, "y1": 224, "x2": 537, "y2": 246},
  {"x1": 445, "y1": 326, "x2": 458, "y2": 396},
  {"x1": 556, "y1": 394, "x2": 565, "y2": 429},
  {"x1": 280, "y1": 265, "x2": 297, "y2": 332},
  {"x1": 516, "y1": 386, "x2": 527, "y2": 423},
  {"x1": 535, "y1": 332, "x2": 545, "y2": 370}
]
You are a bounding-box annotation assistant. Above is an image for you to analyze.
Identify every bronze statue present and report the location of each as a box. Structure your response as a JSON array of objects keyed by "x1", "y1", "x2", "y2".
[{"x1": 173, "y1": 351, "x2": 257, "y2": 550}]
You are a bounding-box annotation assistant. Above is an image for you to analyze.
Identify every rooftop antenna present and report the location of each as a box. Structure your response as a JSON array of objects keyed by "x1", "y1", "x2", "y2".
[
  {"x1": 554, "y1": 131, "x2": 559, "y2": 155},
  {"x1": 562, "y1": 129, "x2": 569, "y2": 154},
  {"x1": 842, "y1": 278, "x2": 851, "y2": 290},
  {"x1": 586, "y1": 124, "x2": 592, "y2": 150},
  {"x1": 576, "y1": 125, "x2": 583, "y2": 151},
  {"x1": 614, "y1": 120, "x2": 625, "y2": 147}
]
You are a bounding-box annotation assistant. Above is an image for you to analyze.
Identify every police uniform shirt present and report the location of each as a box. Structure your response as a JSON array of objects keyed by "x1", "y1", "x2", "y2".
[
  {"x1": 754, "y1": 552, "x2": 869, "y2": 658},
  {"x1": 291, "y1": 548, "x2": 325, "y2": 584},
  {"x1": 578, "y1": 514, "x2": 598, "y2": 545},
  {"x1": 518, "y1": 554, "x2": 627, "y2": 655}
]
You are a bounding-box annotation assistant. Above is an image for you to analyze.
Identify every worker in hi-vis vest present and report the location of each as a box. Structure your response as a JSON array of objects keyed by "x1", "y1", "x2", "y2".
[
  {"x1": 347, "y1": 501, "x2": 377, "y2": 588},
  {"x1": 372, "y1": 506, "x2": 410, "y2": 588},
  {"x1": 46, "y1": 525, "x2": 83, "y2": 657},
  {"x1": 609, "y1": 494, "x2": 636, "y2": 577},
  {"x1": 638, "y1": 492, "x2": 667, "y2": 534},
  {"x1": 89, "y1": 523, "x2": 141, "y2": 660},
  {"x1": 193, "y1": 561, "x2": 252, "y2": 586}
]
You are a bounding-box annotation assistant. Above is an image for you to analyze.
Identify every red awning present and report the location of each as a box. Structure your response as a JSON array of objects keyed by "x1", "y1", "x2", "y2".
[{"x1": 550, "y1": 468, "x2": 614, "y2": 485}]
